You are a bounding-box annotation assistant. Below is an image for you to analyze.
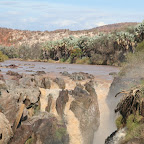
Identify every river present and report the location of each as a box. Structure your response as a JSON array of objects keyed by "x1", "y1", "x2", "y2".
[{"x1": 0, "y1": 60, "x2": 119, "y2": 144}]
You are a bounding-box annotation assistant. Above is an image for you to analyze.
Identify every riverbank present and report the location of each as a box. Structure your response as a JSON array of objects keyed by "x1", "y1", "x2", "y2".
[{"x1": 105, "y1": 45, "x2": 144, "y2": 143}]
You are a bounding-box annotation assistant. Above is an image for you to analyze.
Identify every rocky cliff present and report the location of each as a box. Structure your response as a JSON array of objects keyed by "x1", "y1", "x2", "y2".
[
  {"x1": 105, "y1": 47, "x2": 144, "y2": 143},
  {"x1": 0, "y1": 70, "x2": 100, "y2": 144}
]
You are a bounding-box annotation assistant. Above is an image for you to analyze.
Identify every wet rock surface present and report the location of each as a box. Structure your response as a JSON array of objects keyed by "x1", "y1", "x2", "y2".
[
  {"x1": 6, "y1": 64, "x2": 18, "y2": 69},
  {"x1": 61, "y1": 71, "x2": 94, "y2": 81},
  {"x1": 9, "y1": 112, "x2": 69, "y2": 144},
  {"x1": 105, "y1": 129, "x2": 126, "y2": 144},
  {"x1": 0, "y1": 112, "x2": 13, "y2": 144},
  {"x1": 71, "y1": 81, "x2": 100, "y2": 144},
  {"x1": 54, "y1": 77, "x2": 65, "y2": 89},
  {"x1": 105, "y1": 62, "x2": 144, "y2": 144},
  {"x1": 0, "y1": 70, "x2": 100, "y2": 144}
]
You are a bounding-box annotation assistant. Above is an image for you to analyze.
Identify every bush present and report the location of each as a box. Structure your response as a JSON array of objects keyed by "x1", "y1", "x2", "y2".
[
  {"x1": 115, "y1": 115, "x2": 123, "y2": 129},
  {"x1": 135, "y1": 40, "x2": 144, "y2": 52},
  {"x1": 90, "y1": 54, "x2": 105, "y2": 65},
  {"x1": 0, "y1": 51, "x2": 8, "y2": 62},
  {"x1": 121, "y1": 113, "x2": 144, "y2": 142},
  {"x1": 70, "y1": 46, "x2": 83, "y2": 63},
  {"x1": 126, "y1": 114, "x2": 138, "y2": 131},
  {"x1": 75, "y1": 57, "x2": 90, "y2": 64}
]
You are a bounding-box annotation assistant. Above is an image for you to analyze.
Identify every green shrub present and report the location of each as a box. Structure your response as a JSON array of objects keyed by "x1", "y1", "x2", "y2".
[
  {"x1": 0, "y1": 51, "x2": 8, "y2": 62},
  {"x1": 75, "y1": 57, "x2": 90, "y2": 64},
  {"x1": 70, "y1": 46, "x2": 83, "y2": 63},
  {"x1": 135, "y1": 40, "x2": 144, "y2": 52},
  {"x1": 90, "y1": 54, "x2": 105, "y2": 65},
  {"x1": 124, "y1": 124, "x2": 144, "y2": 143},
  {"x1": 126, "y1": 114, "x2": 137, "y2": 131},
  {"x1": 122, "y1": 113, "x2": 144, "y2": 142},
  {"x1": 71, "y1": 46, "x2": 82, "y2": 58},
  {"x1": 116, "y1": 115, "x2": 123, "y2": 129}
]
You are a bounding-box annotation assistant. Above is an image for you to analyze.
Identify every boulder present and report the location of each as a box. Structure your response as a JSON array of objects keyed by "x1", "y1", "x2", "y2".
[
  {"x1": 9, "y1": 112, "x2": 69, "y2": 144},
  {"x1": 56, "y1": 90, "x2": 69, "y2": 119},
  {"x1": 8, "y1": 86, "x2": 40, "y2": 104},
  {"x1": 36, "y1": 71, "x2": 46, "y2": 75},
  {"x1": 61, "y1": 71, "x2": 70, "y2": 77},
  {"x1": 68, "y1": 72, "x2": 94, "y2": 81},
  {"x1": 6, "y1": 71, "x2": 22, "y2": 79},
  {"x1": 0, "y1": 80, "x2": 6, "y2": 90},
  {"x1": 54, "y1": 78, "x2": 65, "y2": 89},
  {"x1": 42, "y1": 77, "x2": 51, "y2": 89},
  {"x1": 0, "y1": 74, "x2": 5, "y2": 81},
  {"x1": 34, "y1": 75, "x2": 46, "y2": 88},
  {"x1": 46, "y1": 94, "x2": 53, "y2": 112},
  {"x1": 70, "y1": 82, "x2": 100, "y2": 144},
  {"x1": 0, "y1": 112, "x2": 13, "y2": 144},
  {"x1": 19, "y1": 76, "x2": 36, "y2": 87},
  {"x1": 0, "y1": 91, "x2": 19, "y2": 126},
  {"x1": 7, "y1": 64, "x2": 18, "y2": 69}
]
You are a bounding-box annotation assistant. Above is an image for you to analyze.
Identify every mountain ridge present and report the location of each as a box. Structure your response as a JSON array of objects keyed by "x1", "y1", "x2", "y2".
[{"x1": 0, "y1": 22, "x2": 138, "y2": 46}]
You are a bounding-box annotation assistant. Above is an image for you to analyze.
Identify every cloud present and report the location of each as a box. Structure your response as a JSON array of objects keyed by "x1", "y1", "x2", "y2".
[
  {"x1": 7, "y1": 11, "x2": 19, "y2": 15},
  {"x1": 0, "y1": 0, "x2": 142, "y2": 31},
  {"x1": 0, "y1": 1, "x2": 19, "y2": 6},
  {"x1": 21, "y1": 17, "x2": 38, "y2": 23},
  {"x1": 52, "y1": 20, "x2": 78, "y2": 27},
  {"x1": 96, "y1": 22, "x2": 106, "y2": 27}
]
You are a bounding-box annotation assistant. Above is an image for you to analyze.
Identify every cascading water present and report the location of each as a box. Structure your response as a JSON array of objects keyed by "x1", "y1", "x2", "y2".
[{"x1": 93, "y1": 81, "x2": 118, "y2": 144}]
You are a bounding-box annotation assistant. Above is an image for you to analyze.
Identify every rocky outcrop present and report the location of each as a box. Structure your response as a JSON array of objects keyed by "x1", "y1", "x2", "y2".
[
  {"x1": 6, "y1": 71, "x2": 22, "y2": 79},
  {"x1": 0, "y1": 112, "x2": 13, "y2": 144},
  {"x1": 9, "y1": 112, "x2": 69, "y2": 144},
  {"x1": 0, "y1": 71, "x2": 100, "y2": 144},
  {"x1": 56, "y1": 90, "x2": 69, "y2": 119},
  {"x1": 70, "y1": 81, "x2": 100, "y2": 144},
  {"x1": 61, "y1": 71, "x2": 94, "y2": 81},
  {"x1": 54, "y1": 77, "x2": 65, "y2": 89},
  {"x1": 106, "y1": 59, "x2": 144, "y2": 144},
  {"x1": 37, "y1": 73, "x2": 100, "y2": 144}
]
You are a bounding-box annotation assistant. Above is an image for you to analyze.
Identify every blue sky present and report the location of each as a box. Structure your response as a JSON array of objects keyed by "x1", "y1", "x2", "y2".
[{"x1": 0, "y1": 0, "x2": 143, "y2": 31}]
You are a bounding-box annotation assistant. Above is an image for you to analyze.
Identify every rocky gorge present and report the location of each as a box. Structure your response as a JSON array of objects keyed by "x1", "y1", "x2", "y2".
[{"x1": 0, "y1": 60, "x2": 119, "y2": 144}]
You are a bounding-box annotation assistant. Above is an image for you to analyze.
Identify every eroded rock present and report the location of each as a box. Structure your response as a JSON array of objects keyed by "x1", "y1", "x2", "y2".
[
  {"x1": 56, "y1": 90, "x2": 69, "y2": 119},
  {"x1": 54, "y1": 77, "x2": 65, "y2": 89},
  {"x1": 70, "y1": 82, "x2": 100, "y2": 144},
  {"x1": 9, "y1": 112, "x2": 69, "y2": 144},
  {"x1": 0, "y1": 71, "x2": 100, "y2": 144},
  {"x1": 0, "y1": 112, "x2": 13, "y2": 144}
]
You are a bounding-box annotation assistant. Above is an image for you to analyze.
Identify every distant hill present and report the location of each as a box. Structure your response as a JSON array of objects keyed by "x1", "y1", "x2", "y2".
[{"x1": 0, "y1": 22, "x2": 138, "y2": 46}]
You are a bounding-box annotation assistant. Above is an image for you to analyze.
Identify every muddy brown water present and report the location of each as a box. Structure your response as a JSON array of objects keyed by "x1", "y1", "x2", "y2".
[{"x1": 0, "y1": 60, "x2": 119, "y2": 144}]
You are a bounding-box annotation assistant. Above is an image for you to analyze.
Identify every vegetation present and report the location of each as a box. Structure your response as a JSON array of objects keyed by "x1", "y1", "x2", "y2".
[
  {"x1": 111, "y1": 21, "x2": 144, "y2": 142},
  {"x1": 114, "y1": 82, "x2": 144, "y2": 143},
  {"x1": 115, "y1": 115, "x2": 123, "y2": 129},
  {"x1": 0, "y1": 51, "x2": 8, "y2": 62},
  {"x1": 0, "y1": 21, "x2": 144, "y2": 66},
  {"x1": 123, "y1": 114, "x2": 144, "y2": 143}
]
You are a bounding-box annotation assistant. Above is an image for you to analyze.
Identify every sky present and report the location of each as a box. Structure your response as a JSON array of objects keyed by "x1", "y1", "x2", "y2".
[{"x1": 0, "y1": 0, "x2": 143, "y2": 31}]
